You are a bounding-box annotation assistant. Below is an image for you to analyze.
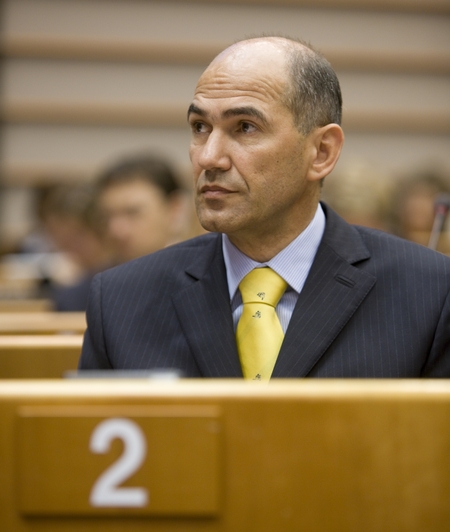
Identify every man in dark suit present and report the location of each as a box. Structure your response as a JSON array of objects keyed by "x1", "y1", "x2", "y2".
[{"x1": 80, "y1": 36, "x2": 450, "y2": 378}]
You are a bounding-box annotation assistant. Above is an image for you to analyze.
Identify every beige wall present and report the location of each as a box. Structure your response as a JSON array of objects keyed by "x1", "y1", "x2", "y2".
[{"x1": 1, "y1": 0, "x2": 450, "y2": 244}]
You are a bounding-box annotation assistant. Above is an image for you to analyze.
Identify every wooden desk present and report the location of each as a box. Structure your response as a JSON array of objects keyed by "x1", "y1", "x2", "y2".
[
  {"x1": 0, "y1": 311, "x2": 86, "y2": 334},
  {"x1": 0, "y1": 379, "x2": 449, "y2": 532},
  {"x1": 0, "y1": 335, "x2": 83, "y2": 378},
  {"x1": 0, "y1": 299, "x2": 54, "y2": 312}
]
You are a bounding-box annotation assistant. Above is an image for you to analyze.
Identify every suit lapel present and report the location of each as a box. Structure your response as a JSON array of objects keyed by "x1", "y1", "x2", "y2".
[
  {"x1": 171, "y1": 234, "x2": 242, "y2": 377},
  {"x1": 273, "y1": 206, "x2": 376, "y2": 377}
]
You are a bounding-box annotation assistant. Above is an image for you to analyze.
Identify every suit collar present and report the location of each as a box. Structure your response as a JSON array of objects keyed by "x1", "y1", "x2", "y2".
[{"x1": 319, "y1": 202, "x2": 372, "y2": 265}]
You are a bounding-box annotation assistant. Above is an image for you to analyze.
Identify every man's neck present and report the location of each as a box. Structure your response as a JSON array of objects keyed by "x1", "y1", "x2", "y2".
[{"x1": 226, "y1": 205, "x2": 320, "y2": 262}]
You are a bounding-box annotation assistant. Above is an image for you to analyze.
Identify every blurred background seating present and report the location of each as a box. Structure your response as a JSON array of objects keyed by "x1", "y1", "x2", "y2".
[
  {"x1": 390, "y1": 170, "x2": 450, "y2": 253},
  {"x1": 321, "y1": 160, "x2": 395, "y2": 232},
  {"x1": 1, "y1": 0, "x2": 449, "y2": 309}
]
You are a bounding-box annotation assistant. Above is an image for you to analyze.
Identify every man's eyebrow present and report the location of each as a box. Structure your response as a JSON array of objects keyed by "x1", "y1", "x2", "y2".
[
  {"x1": 187, "y1": 104, "x2": 204, "y2": 120},
  {"x1": 222, "y1": 106, "x2": 268, "y2": 125},
  {"x1": 187, "y1": 104, "x2": 268, "y2": 125}
]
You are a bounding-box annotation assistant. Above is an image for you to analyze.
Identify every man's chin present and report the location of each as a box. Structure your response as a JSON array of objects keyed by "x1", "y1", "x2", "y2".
[{"x1": 197, "y1": 214, "x2": 230, "y2": 234}]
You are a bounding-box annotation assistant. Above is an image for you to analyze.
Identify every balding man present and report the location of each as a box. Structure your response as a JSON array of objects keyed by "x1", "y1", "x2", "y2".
[{"x1": 80, "y1": 36, "x2": 450, "y2": 378}]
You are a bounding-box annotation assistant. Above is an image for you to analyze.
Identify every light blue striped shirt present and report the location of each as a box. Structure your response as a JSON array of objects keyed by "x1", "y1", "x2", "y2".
[{"x1": 222, "y1": 204, "x2": 326, "y2": 333}]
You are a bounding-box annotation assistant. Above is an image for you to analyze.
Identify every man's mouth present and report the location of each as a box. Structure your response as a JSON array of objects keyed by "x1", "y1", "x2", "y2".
[{"x1": 200, "y1": 185, "x2": 235, "y2": 198}]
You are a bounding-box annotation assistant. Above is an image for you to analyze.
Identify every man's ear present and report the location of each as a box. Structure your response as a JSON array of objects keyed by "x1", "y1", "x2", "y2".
[{"x1": 306, "y1": 124, "x2": 344, "y2": 182}]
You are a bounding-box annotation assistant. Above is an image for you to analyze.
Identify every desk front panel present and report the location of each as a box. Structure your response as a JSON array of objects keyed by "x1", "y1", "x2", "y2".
[{"x1": 0, "y1": 379, "x2": 449, "y2": 532}]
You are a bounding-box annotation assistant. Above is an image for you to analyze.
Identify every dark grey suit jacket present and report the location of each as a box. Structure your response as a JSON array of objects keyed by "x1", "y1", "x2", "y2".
[{"x1": 80, "y1": 204, "x2": 450, "y2": 377}]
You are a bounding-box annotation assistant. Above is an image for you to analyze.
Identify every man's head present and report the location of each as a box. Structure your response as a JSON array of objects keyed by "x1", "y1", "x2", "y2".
[
  {"x1": 188, "y1": 36, "x2": 344, "y2": 261},
  {"x1": 97, "y1": 155, "x2": 184, "y2": 263}
]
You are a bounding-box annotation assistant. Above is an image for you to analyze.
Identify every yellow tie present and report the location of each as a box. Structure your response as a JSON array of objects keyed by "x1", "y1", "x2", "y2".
[{"x1": 236, "y1": 268, "x2": 287, "y2": 381}]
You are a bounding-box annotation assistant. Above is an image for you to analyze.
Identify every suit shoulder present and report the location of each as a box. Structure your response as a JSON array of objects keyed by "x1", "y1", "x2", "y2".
[
  {"x1": 321, "y1": 204, "x2": 450, "y2": 273},
  {"x1": 355, "y1": 225, "x2": 450, "y2": 272},
  {"x1": 96, "y1": 232, "x2": 220, "y2": 285}
]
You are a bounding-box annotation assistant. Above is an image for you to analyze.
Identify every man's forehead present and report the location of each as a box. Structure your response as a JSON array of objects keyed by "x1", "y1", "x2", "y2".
[
  {"x1": 193, "y1": 45, "x2": 291, "y2": 102},
  {"x1": 199, "y1": 40, "x2": 290, "y2": 86}
]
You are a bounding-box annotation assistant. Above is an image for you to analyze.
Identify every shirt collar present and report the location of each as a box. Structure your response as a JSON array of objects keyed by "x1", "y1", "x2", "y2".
[{"x1": 222, "y1": 203, "x2": 326, "y2": 300}]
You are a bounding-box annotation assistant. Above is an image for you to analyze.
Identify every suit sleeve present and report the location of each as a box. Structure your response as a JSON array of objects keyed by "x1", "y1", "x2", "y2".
[
  {"x1": 422, "y1": 284, "x2": 450, "y2": 377},
  {"x1": 78, "y1": 273, "x2": 113, "y2": 370}
]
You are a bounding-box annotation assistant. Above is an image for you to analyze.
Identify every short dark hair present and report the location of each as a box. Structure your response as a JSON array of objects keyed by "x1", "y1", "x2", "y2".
[
  {"x1": 97, "y1": 155, "x2": 182, "y2": 197},
  {"x1": 39, "y1": 183, "x2": 102, "y2": 234},
  {"x1": 283, "y1": 40, "x2": 342, "y2": 135}
]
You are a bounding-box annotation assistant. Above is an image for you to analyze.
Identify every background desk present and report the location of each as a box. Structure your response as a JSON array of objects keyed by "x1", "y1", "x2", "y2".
[
  {"x1": 0, "y1": 311, "x2": 86, "y2": 335},
  {"x1": 0, "y1": 335, "x2": 83, "y2": 378}
]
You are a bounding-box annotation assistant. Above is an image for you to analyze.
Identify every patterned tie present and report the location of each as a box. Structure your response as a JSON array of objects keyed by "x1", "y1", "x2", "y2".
[{"x1": 236, "y1": 268, "x2": 288, "y2": 381}]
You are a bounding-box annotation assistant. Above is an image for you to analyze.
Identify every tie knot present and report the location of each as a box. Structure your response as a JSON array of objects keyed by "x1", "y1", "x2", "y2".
[{"x1": 239, "y1": 268, "x2": 287, "y2": 308}]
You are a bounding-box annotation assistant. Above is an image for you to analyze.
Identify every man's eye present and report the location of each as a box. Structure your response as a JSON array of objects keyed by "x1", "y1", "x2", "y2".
[
  {"x1": 191, "y1": 122, "x2": 207, "y2": 133},
  {"x1": 240, "y1": 122, "x2": 257, "y2": 133}
]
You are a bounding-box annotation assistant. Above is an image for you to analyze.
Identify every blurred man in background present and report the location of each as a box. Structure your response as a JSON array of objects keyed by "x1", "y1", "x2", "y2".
[{"x1": 96, "y1": 154, "x2": 189, "y2": 264}]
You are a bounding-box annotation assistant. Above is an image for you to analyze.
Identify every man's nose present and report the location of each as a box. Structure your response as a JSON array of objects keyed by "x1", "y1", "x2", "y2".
[
  {"x1": 197, "y1": 131, "x2": 232, "y2": 172},
  {"x1": 108, "y1": 216, "x2": 130, "y2": 240}
]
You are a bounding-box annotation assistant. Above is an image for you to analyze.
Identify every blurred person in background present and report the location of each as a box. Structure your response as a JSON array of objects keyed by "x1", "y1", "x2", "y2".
[
  {"x1": 390, "y1": 170, "x2": 450, "y2": 254},
  {"x1": 321, "y1": 160, "x2": 394, "y2": 232},
  {"x1": 39, "y1": 183, "x2": 111, "y2": 311},
  {"x1": 96, "y1": 154, "x2": 191, "y2": 264}
]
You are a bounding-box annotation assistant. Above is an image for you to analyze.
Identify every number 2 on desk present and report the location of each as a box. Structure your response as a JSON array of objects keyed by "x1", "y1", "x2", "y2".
[{"x1": 89, "y1": 418, "x2": 149, "y2": 507}]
